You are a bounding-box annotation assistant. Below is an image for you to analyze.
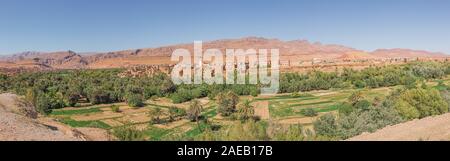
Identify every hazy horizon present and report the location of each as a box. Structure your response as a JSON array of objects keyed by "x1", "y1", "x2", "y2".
[{"x1": 2, "y1": 0, "x2": 450, "y2": 55}]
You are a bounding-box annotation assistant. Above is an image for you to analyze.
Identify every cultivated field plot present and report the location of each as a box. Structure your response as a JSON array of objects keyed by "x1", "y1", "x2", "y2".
[
  {"x1": 48, "y1": 86, "x2": 396, "y2": 140},
  {"x1": 253, "y1": 88, "x2": 393, "y2": 125},
  {"x1": 48, "y1": 98, "x2": 217, "y2": 140}
]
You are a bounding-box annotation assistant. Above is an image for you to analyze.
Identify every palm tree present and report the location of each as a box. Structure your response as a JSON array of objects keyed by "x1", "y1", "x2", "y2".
[
  {"x1": 168, "y1": 106, "x2": 177, "y2": 122},
  {"x1": 216, "y1": 91, "x2": 239, "y2": 116},
  {"x1": 237, "y1": 99, "x2": 255, "y2": 121},
  {"x1": 148, "y1": 107, "x2": 162, "y2": 124},
  {"x1": 188, "y1": 99, "x2": 203, "y2": 131},
  {"x1": 348, "y1": 91, "x2": 364, "y2": 106},
  {"x1": 227, "y1": 91, "x2": 239, "y2": 109}
]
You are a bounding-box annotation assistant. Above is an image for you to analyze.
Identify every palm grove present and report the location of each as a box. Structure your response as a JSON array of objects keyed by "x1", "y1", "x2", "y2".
[{"x1": 0, "y1": 62, "x2": 449, "y2": 140}]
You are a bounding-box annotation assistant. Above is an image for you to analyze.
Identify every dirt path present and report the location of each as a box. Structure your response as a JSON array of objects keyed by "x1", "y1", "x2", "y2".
[
  {"x1": 72, "y1": 112, "x2": 123, "y2": 121},
  {"x1": 154, "y1": 119, "x2": 190, "y2": 129},
  {"x1": 277, "y1": 117, "x2": 316, "y2": 125},
  {"x1": 348, "y1": 113, "x2": 450, "y2": 141},
  {"x1": 37, "y1": 117, "x2": 88, "y2": 140},
  {"x1": 312, "y1": 91, "x2": 338, "y2": 97},
  {"x1": 75, "y1": 128, "x2": 112, "y2": 141}
]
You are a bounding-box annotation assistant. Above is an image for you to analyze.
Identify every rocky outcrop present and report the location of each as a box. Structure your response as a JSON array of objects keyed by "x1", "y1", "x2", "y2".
[
  {"x1": 0, "y1": 93, "x2": 38, "y2": 119},
  {"x1": 0, "y1": 93, "x2": 85, "y2": 141}
]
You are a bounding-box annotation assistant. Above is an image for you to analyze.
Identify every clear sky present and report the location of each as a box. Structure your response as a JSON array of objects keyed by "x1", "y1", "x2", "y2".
[{"x1": 1, "y1": 0, "x2": 450, "y2": 55}]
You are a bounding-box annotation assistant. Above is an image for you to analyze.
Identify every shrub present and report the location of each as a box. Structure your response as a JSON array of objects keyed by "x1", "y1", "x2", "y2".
[
  {"x1": 313, "y1": 114, "x2": 338, "y2": 137},
  {"x1": 439, "y1": 89, "x2": 450, "y2": 111},
  {"x1": 270, "y1": 123, "x2": 307, "y2": 141},
  {"x1": 87, "y1": 89, "x2": 111, "y2": 105},
  {"x1": 411, "y1": 62, "x2": 445, "y2": 79},
  {"x1": 110, "y1": 105, "x2": 120, "y2": 113},
  {"x1": 168, "y1": 106, "x2": 186, "y2": 121},
  {"x1": 250, "y1": 87, "x2": 259, "y2": 97},
  {"x1": 36, "y1": 94, "x2": 52, "y2": 115},
  {"x1": 393, "y1": 99, "x2": 420, "y2": 119},
  {"x1": 143, "y1": 86, "x2": 158, "y2": 99},
  {"x1": 291, "y1": 92, "x2": 301, "y2": 97},
  {"x1": 393, "y1": 88, "x2": 448, "y2": 119},
  {"x1": 112, "y1": 126, "x2": 145, "y2": 141},
  {"x1": 337, "y1": 106, "x2": 403, "y2": 139},
  {"x1": 170, "y1": 88, "x2": 194, "y2": 103},
  {"x1": 354, "y1": 100, "x2": 371, "y2": 110},
  {"x1": 354, "y1": 80, "x2": 366, "y2": 88},
  {"x1": 337, "y1": 102, "x2": 354, "y2": 116},
  {"x1": 127, "y1": 94, "x2": 144, "y2": 108},
  {"x1": 66, "y1": 94, "x2": 80, "y2": 107},
  {"x1": 217, "y1": 120, "x2": 269, "y2": 141},
  {"x1": 300, "y1": 108, "x2": 318, "y2": 117}
]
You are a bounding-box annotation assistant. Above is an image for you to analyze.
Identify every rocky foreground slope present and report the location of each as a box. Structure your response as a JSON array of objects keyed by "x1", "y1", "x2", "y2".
[
  {"x1": 0, "y1": 93, "x2": 110, "y2": 141},
  {"x1": 348, "y1": 113, "x2": 450, "y2": 141}
]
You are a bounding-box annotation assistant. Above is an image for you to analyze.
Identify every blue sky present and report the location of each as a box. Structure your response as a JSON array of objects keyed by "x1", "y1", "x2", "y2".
[{"x1": 1, "y1": 0, "x2": 450, "y2": 55}]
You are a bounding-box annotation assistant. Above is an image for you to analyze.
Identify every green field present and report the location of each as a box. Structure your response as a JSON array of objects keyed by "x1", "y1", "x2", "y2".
[
  {"x1": 50, "y1": 107, "x2": 102, "y2": 116},
  {"x1": 266, "y1": 88, "x2": 393, "y2": 118}
]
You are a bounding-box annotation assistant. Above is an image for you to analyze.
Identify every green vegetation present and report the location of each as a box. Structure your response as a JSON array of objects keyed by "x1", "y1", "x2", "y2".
[
  {"x1": 144, "y1": 126, "x2": 171, "y2": 141},
  {"x1": 187, "y1": 99, "x2": 203, "y2": 122},
  {"x1": 59, "y1": 118, "x2": 111, "y2": 129},
  {"x1": 112, "y1": 126, "x2": 145, "y2": 141},
  {"x1": 270, "y1": 124, "x2": 308, "y2": 141},
  {"x1": 388, "y1": 88, "x2": 448, "y2": 119},
  {"x1": 126, "y1": 93, "x2": 145, "y2": 108},
  {"x1": 216, "y1": 91, "x2": 240, "y2": 116},
  {"x1": 236, "y1": 99, "x2": 255, "y2": 120},
  {"x1": 311, "y1": 85, "x2": 450, "y2": 140},
  {"x1": 50, "y1": 107, "x2": 102, "y2": 115},
  {"x1": 268, "y1": 92, "x2": 348, "y2": 118},
  {"x1": 280, "y1": 62, "x2": 449, "y2": 93},
  {"x1": 203, "y1": 108, "x2": 218, "y2": 118},
  {"x1": 313, "y1": 114, "x2": 338, "y2": 137},
  {"x1": 185, "y1": 122, "x2": 211, "y2": 138},
  {"x1": 168, "y1": 106, "x2": 186, "y2": 122},
  {"x1": 1, "y1": 62, "x2": 450, "y2": 141},
  {"x1": 148, "y1": 107, "x2": 163, "y2": 124},
  {"x1": 110, "y1": 105, "x2": 120, "y2": 113},
  {"x1": 192, "y1": 121, "x2": 268, "y2": 141},
  {"x1": 1, "y1": 62, "x2": 447, "y2": 116},
  {"x1": 300, "y1": 108, "x2": 318, "y2": 117}
]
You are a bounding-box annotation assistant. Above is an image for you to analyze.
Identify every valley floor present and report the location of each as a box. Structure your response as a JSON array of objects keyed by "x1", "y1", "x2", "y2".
[
  {"x1": 3, "y1": 76, "x2": 447, "y2": 141},
  {"x1": 46, "y1": 86, "x2": 397, "y2": 140}
]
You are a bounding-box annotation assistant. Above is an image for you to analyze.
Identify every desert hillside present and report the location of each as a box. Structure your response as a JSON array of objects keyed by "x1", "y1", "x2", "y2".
[
  {"x1": 348, "y1": 113, "x2": 450, "y2": 141},
  {"x1": 371, "y1": 49, "x2": 448, "y2": 58},
  {"x1": 0, "y1": 93, "x2": 110, "y2": 141}
]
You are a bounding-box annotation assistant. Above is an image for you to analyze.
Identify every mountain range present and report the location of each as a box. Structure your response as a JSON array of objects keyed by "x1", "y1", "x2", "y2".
[{"x1": 0, "y1": 37, "x2": 448, "y2": 70}]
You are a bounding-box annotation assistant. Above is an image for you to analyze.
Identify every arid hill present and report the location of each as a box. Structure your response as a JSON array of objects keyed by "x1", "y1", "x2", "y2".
[
  {"x1": 0, "y1": 93, "x2": 83, "y2": 141},
  {"x1": 0, "y1": 93, "x2": 111, "y2": 141},
  {"x1": 0, "y1": 37, "x2": 448, "y2": 71},
  {"x1": 348, "y1": 113, "x2": 450, "y2": 141}
]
